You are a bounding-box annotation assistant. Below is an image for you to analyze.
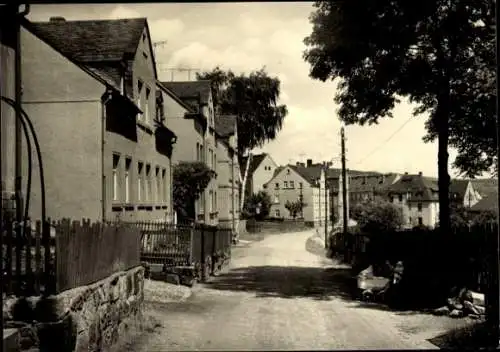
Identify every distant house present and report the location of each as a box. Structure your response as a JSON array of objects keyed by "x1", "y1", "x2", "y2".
[
  {"x1": 240, "y1": 153, "x2": 278, "y2": 198},
  {"x1": 214, "y1": 114, "x2": 240, "y2": 234},
  {"x1": 469, "y1": 178, "x2": 498, "y2": 214},
  {"x1": 450, "y1": 179, "x2": 480, "y2": 208},
  {"x1": 326, "y1": 168, "x2": 400, "y2": 222},
  {"x1": 387, "y1": 172, "x2": 439, "y2": 228},
  {"x1": 264, "y1": 161, "x2": 330, "y2": 225},
  {"x1": 19, "y1": 17, "x2": 177, "y2": 222},
  {"x1": 162, "y1": 80, "x2": 218, "y2": 225}
]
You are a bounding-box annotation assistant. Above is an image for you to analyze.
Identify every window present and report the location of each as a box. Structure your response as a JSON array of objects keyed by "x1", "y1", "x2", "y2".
[
  {"x1": 161, "y1": 169, "x2": 167, "y2": 203},
  {"x1": 287, "y1": 169, "x2": 290, "y2": 175},
  {"x1": 275, "y1": 183, "x2": 279, "y2": 190},
  {"x1": 145, "y1": 87, "x2": 151, "y2": 123},
  {"x1": 299, "y1": 182, "x2": 303, "y2": 189},
  {"x1": 275, "y1": 209, "x2": 280, "y2": 217},
  {"x1": 290, "y1": 181, "x2": 295, "y2": 189},
  {"x1": 112, "y1": 154, "x2": 120, "y2": 201},
  {"x1": 196, "y1": 143, "x2": 200, "y2": 161},
  {"x1": 120, "y1": 76, "x2": 125, "y2": 95},
  {"x1": 125, "y1": 158, "x2": 131, "y2": 203},
  {"x1": 214, "y1": 154, "x2": 217, "y2": 172},
  {"x1": 200, "y1": 192, "x2": 205, "y2": 214},
  {"x1": 138, "y1": 162, "x2": 144, "y2": 201},
  {"x1": 274, "y1": 194, "x2": 279, "y2": 203},
  {"x1": 145, "y1": 164, "x2": 151, "y2": 201},
  {"x1": 209, "y1": 190, "x2": 213, "y2": 212},
  {"x1": 155, "y1": 167, "x2": 161, "y2": 202},
  {"x1": 137, "y1": 81, "x2": 143, "y2": 119},
  {"x1": 284, "y1": 181, "x2": 288, "y2": 188},
  {"x1": 398, "y1": 194, "x2": 403, "y2": 202},
  {"x1": 200, "y1": 144, "x2": 204, "y2": 162},
  {"x1": 417, "y1": 203, "x2": 422, "y2": 212},
  {"x1": 418, "y1": 217, "x2": 423, "y2": 225}
]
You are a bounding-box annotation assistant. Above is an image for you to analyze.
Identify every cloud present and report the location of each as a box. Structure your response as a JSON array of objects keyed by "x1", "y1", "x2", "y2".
[
  {"x1": 149, "y1": 18, "x2": 185, "y2": 42},
  {"x1": 108, "y1": 5, "x2": 142, "y2": 19}
]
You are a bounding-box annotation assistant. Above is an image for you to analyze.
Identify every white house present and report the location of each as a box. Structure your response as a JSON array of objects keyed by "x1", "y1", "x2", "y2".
[
  {"x1": 240, "y1": 153, "x2": 278, "y2": 197},
  {"x1": 387, "y1": 172, "x2": 440, "y2": 228}
]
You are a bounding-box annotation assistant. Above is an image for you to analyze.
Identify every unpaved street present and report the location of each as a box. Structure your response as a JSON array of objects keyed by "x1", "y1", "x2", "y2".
[{"x1": 135, "y1": 230, "x2": 467, "y2": 350}]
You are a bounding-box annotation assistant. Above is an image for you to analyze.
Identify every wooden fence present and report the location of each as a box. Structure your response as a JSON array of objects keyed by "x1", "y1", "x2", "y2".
[
  {"x1": 139, "y1": 222, "x2": 233, "y2": 281},
  {"x1": 2, "y1": 217, "x2": 141, "y2": 296},
  {"x1": 328, "y1": 224, "x2": 496, "y2": 294}
]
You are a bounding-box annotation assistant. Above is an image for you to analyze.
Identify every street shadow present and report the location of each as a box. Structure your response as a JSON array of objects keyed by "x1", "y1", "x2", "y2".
[
  {"x1": 204, "y1": 265, "x2": 358, "y2": 301},
  {"x1": 427, "y1": 321, "x2": 489, "y2": 349}
]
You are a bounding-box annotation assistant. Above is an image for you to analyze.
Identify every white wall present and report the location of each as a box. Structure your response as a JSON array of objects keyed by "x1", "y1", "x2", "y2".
[{"x1": 252, "y1": 154, "x2": 278, "y2": 193}]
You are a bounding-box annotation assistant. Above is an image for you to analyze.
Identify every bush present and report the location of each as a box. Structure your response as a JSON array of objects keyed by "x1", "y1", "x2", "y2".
[{"x1": 351, "y1": 200, "x2": 404, "y2": 234}]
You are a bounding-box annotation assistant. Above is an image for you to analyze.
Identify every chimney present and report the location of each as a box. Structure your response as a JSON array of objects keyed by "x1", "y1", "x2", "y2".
[
  {"x1": 418, "y1": 171, "x2": 423, "y2": 176},
  {"x1": 49, "y1": 16, "x2": 66, "y2": 23},
  {"x1": 300, "y1": 162, "x2": 305, "y2": 167},
  {"x1": 404, "y1": 172, "x2": 409, "y2": 175},
  {"x1": 296, "y1": 162, "x2": 300, "y2": 166},
  {"x1": 307, "y1": 159, "x2": 313, "y2": 167}
]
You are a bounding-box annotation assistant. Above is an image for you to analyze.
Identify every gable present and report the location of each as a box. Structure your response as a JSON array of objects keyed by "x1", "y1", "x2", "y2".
[{"x1": 266, "y1": 165, "x2": 311, "y2": 187}]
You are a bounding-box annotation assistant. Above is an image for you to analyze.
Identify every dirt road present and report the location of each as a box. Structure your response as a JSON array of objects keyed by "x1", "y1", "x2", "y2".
[{"x1": 135, "y1": 230, "x2": 468, "y2": 350}]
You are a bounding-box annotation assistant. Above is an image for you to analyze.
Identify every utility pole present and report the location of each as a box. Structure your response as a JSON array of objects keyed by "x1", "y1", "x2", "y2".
[
  {"x1": 324, "y1": 162, "x2": 329, "y2": 249},
  {"x1": 341, "y1": 127, "x2": 349, "y2": 262}
]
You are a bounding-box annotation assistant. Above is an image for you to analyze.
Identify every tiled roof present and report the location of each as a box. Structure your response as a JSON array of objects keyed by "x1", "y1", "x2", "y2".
[
  {"x1": 470, "y1": 193, "x2": 498, "y2": 212},
  {"x1": 289, "y1": 164, "x2": 323, "y2": 185},
  {"x1": 240, "y1": 153, "x2": 267, "y2": 177},
  {"x1": 215, "y1": 115, "x2": 236, "y2": 137},
  {"x1": 471, "y1": 178, "x2": 498, "y2": 197},
  {"x1": 387, "y1": 174, "x2": 439, "y2": 202},
  {"x1": 161, "y1": 81, "x2": 211, "y2": 105},
  {"x1": 449, "y1": 179, "x2": 469, "y2": 199},
  {"x1": 30, "y1": 18, "x2": 146, "y2": 62}
]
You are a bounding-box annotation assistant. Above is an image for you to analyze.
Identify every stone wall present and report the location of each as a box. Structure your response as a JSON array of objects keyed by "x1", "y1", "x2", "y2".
[{"x1": 3, "y1": 266, "x2": 144, "y2": 352}]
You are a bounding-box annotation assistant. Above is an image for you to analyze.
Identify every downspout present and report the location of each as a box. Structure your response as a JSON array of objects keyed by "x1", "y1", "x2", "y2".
[
  {"x1": 101, "y1": 90, "x2": 113, "y2": 222},
  {"x1": 231, "y1": 146, "x2": 236, "y2": 233},
  {"x1": 170, "y1": 136, "x2": 177, "y2": 223},
  {"x1": 15, "y1": 5, "x2": 29, "y2": 226}
]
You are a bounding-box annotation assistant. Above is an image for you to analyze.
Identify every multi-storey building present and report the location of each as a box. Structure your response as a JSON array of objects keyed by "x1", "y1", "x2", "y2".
[
  {"x1": 14, "y1": 17, "x2": 176, "y2": 222},
  {"x1": 162, "y1": 80, "x2": 218, "y2": 225}
]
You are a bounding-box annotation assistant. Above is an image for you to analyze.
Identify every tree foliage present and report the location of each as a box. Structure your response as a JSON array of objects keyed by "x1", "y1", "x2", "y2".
[
  {"x1": 285, "y1": 199, "x2": 307, "y2": 219},
  {"x1": 196, "y1": 67, "x2": 288, "y2": 156},
  {"x1": 351, "y1": 200, "x2": 404, "y2": 233},
  {"x1": 303, "y1": 0, "x2": 495, "y2": 232},
  {"x1": 173, "y1": 162, "x2": 215, "y2": 221},
  {"x1": 242, "y1": 191, "x2": 272, "y2": 220}
]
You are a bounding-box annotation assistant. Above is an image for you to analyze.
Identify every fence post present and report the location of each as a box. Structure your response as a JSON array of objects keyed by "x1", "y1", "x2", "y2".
[
  {"x1": 200, "y1": 225, "x2": 205, "y2": 271},
  {"x1": 189, "y1": 223, "x2": 195, "y2": 265}
]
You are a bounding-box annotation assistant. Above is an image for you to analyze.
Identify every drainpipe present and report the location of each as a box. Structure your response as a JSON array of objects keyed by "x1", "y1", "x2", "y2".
[
  {"x1": 231, "y1": 147, "x2": 236, "y2": 233},
  {"x1": 15, "y1": 5, "x2": 29, "y2": 225},
  {"x1": 101, "y1": 90, "x2": 113, "y2": 222},
  {"x1": 170, "y1": 136, "x2": 176, "y2": 223}
]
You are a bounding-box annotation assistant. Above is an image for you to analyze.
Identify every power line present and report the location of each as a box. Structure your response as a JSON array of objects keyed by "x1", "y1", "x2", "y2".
[{"x1": 353, "y1": 117, "x2": 414, "y2": 166}]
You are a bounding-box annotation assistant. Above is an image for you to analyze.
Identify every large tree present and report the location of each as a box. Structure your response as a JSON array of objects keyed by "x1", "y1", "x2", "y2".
[
  {"x1": 303, "y1": 0, "x2": 495, "y2": 234},
  {"x1": 196, "y1": 67, "x2": 288, "y2": 157}
]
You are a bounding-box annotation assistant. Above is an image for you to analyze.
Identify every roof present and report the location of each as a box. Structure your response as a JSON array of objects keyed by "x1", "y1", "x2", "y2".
[
  {"x1": 21, "y1": 18, "x2": 140, "y2": 111},
  {"x1": 161, "y1": 81, "x2": 212, "y2": 105},
  {"x1": 215, "y1": 115, "x2": 236, "y2": 137},
  {"x1": 30, "y1": 18, "x2": 146, "y2": 62},
  {"x1": 449, "y1": 179, "x2": 470, "y2": 199},
  {"x1": 156, "y1": 81, "x2": 195, "y2": 113},
  {"x1": 387, "y1": 174, "x2": 439, "y2": 202},
  {"x1": 471, "y1": 178, "x2": 498, "y2": 197},
  {"x1": 470, "y1": 194, "x2": 498, "y2": 212},
  {"x1": 240, "y1": 153, "x2": 267, "y2": 177},
  {"x1": 289, "y1": 164, "x2": 323, "y2": 185}
]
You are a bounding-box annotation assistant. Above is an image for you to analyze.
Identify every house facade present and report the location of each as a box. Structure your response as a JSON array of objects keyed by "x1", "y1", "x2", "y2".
[
  {"x1": 387, "y1": 172, "x2": 439, "y2": 228},
  {"x1": 450, "y1": 179, "x2": 481, "y2": 208},
  {"x1": 264, "y1": 162, "x2": 330, "y2": 225},
  {"x1": 214, "y1": 115, "x2": 240, "y2": 233},
  {"x1": 240, "y1": 153, "x2": 278, "y2": 199},
  {"x1": 162, "y1": 80, "x2": 218, "y2": 225},
  {"x1": 20, "y1": 17, "x2": 176, "y2": 222}
]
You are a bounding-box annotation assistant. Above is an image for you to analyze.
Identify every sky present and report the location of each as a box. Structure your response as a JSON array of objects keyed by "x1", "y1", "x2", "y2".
[{"x1": 27, "y1": 2, "x2": 476, "y2": 179}]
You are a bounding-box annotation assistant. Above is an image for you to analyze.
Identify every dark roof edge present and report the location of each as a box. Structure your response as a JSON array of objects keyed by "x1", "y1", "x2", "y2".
[{"x1": 156, "y1": 81, "x2": 195, "y2": 113}]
